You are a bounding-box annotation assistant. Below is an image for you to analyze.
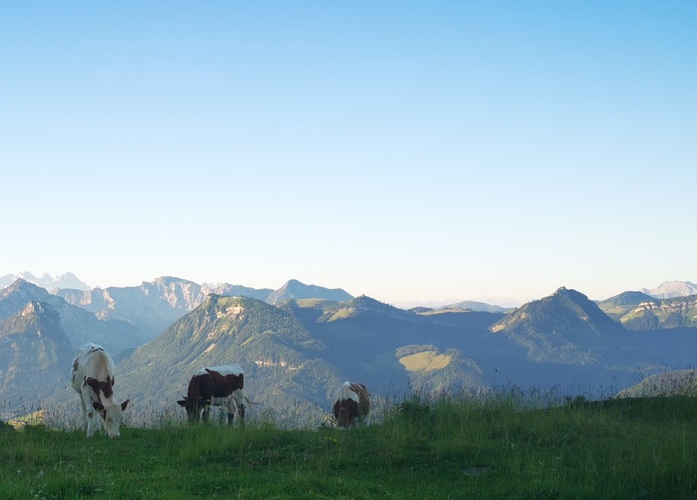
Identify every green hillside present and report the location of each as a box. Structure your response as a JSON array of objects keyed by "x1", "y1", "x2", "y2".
[
  {"x1": 596, "y1": 291, "x2": 655, "y2": 319},
  {"x1": 490, "y1": 287, "x2": 625, "y2": 364},
  {"x1": 104, "y1": 294, "x2": 344, "y2": 427},
  {"x1": 281, "y1": 295, "x2": 502, "y2": 397}
]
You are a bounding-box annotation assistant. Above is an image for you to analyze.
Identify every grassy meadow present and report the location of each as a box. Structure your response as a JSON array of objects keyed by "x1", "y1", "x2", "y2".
[{"x1": 2, "y1": 394, "x2": 697, "y2": 499}]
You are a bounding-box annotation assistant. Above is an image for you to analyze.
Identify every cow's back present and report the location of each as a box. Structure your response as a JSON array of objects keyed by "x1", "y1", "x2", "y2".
[
  {"x1": 71, "y1": 343, "x2": 115, "y2": 392},
  {"x1": 206, "y1": 366, "x2": 244, "y2": 397},
  {"x1": 353, "y1": 383, "x2": 370, "y2": 417},
  {"x1": 188, "y1": 365, "x2": 244, "y2": 399}
]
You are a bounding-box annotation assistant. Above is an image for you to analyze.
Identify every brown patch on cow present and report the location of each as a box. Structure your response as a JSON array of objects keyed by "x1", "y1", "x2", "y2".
[
  {"x1": 333, "y1": 382, "x2": 371, "y2": 429},
  {"x1": 353, "y1": 383, "x2": 370, "y2": 417},
  {"x1": 205, "y1": 369, "x2": 244, "y2": 396},
  {"x1": 99, "y1": 379, "x2": 114, "y2": 399},
  {"x1": 85, "y1": 377, "x2": 114, "y2": 400},
  {"x1": 334, "y1": 398, "x2": 359, "y2": 429},
  {"x1": 85, "y1": 377, "x2": 100, "y2": 395}
]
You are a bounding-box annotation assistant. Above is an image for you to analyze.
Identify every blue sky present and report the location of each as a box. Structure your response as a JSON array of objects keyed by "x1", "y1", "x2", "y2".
[{"x1": 2, "y1": 2, "x2": 695, "y2": 307}]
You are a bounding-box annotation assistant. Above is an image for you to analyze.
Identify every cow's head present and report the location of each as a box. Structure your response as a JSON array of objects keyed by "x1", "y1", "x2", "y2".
[
  {"x1": 177, "y1": 396, "x2": 208, "y2": 423},
  {"x1": 335, "y1": 400, "x2": 357, "y2": 429},
  {"x1": 92, "y1": 399, "x2": 129, "y2": 439}
]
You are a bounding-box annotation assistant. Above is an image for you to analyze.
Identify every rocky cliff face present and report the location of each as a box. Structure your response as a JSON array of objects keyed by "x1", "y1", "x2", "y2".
[
  {"x1": 619, "y1": 296, "x2": 697, "y2": 330},
  {"x1": 1, "y1": 280, "x2": 144, "y2": 353},
  {"x1": 0, "y1": 301, "x2": 75, "y2": 414}
]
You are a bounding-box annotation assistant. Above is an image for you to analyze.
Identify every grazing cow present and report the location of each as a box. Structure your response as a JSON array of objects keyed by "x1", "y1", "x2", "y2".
[
  {"x1": 177, "y1": 365, "x2": 251, "y2": 426},
  {"x1": 332, "y1": 381, "x2": 370, "y2": 429},
  {"x1": 70, "y1": 343, "x2": 129, "y2": 439}
]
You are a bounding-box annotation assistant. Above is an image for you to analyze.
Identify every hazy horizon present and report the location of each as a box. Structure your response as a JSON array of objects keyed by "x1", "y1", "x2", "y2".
[
  {"x1": 2, "y1": 270, "x2": 694, "y2": 310},
  {"x1": 3, "y1": 2, "x2": 695, "y2": 308}
]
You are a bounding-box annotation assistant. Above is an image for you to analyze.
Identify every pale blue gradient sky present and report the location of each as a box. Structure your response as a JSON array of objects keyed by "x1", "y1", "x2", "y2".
[{"x1": 2, "y1": 2, "x2": 695, "y2": 307}]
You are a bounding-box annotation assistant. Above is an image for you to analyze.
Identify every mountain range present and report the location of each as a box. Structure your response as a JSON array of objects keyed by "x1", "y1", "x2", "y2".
[
  {"x1": 0, "y1": 272, "x2": 90, "y2": 291},
  {"x1": 1, "y1": 274, "x2": 696, "y2": 426}
]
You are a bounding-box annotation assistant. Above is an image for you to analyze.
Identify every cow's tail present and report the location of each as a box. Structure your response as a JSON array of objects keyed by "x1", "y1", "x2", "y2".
[{"x1": 244, "y1": 395, "x2": 260, "y2": 405}]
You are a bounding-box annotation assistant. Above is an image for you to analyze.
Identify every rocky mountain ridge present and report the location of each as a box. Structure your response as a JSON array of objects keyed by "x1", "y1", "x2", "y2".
[
  {"x1": 597, "y1": 293, "x2": 697, "y2": 330},
  {"x1": 0, "y1": 272, "x2": 90, "y2": 291}
]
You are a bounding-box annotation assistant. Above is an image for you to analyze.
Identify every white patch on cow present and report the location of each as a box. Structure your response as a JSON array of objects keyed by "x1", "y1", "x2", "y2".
[
  {"x1": 193, "y1": 364, "x2": 243, "y2": 377},
  {"x1": 231, "y1": 388, "x2": 246, "y2": 408},
  {"x1": 334, "y1": 381, "x2": 360, "y2": 405}
]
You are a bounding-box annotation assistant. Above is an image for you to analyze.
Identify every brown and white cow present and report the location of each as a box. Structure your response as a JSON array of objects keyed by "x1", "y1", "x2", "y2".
[
  {"x1": 70, "y1": 343, "x2": 129, "y2": 439},
  {"x1": 332, "y1": 381, "x2": 370, "y2": 429},
  {"x1": 177, "y1": 365, "x2": 251, "y2": 426}
]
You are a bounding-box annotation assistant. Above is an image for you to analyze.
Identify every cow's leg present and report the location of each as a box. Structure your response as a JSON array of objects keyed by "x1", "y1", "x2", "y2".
[
  {"x1": 237, "y1": 405, "x2": 245, "y2": 428},
  {"x1": 78, "y1": 393, "x2": 88, "y2": 432},
  {"x1": 201, "y1": 405, "x2": 210, "y2": 424},
  {"x1": 225, "y1": 398, "x2": 235, "y2": 426},
  {"x1": 80, "y1": 385, "x2": 98, "y2": 438}
]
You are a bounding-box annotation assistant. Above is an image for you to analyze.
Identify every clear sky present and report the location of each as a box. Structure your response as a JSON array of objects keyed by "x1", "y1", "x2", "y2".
[{"x1": 2, "y1": 2, "x2": 695, "y2": 308}]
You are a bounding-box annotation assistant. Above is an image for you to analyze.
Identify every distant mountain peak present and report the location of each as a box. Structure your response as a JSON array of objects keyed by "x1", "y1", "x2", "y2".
[
  {"x1": 641, "y1": 280, "x2": 697, "y2": 299},
  {"x1": 267, "y1": 279, "x2": 353, "y2": 305},
  {"x1": 489, "y1": 287, "x2": 624, "y2": 364},
  {"x1": 0, "y1": 272, "x2": 90, "y2": 291},
  {"x1": 552, "y1": 286, "x2": 587, "y2": 301},
  {"x1": 150, "y1": 276, "x2": 198, "y2": 286},
  {"x1": 2, "y1": 279, "x2": 48, "y2": 299},
  {"x1": 601, "y1": 291, "x2": 655, "y2": 306},
  {"x1": 348, "y1": 295, "x2": 404, "y2": 312},
  {"x1": 438, "y1": 300, "x2": 512, "y2": 314},
  {"x1": 350, "y1": 294, "x2": 383, "y2": 307}
]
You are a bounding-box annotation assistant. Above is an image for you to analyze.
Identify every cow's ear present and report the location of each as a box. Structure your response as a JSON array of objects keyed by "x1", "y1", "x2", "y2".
[
  {"x1": 121, "y1": 399, "x2": 130, "y2": 411},
  {"x1": 203, "y1": 399, "x2": 212, "y2": 407},
  {"x1": 92, "y1": 401, "x2": 104, "y2": 412},
  {"x1": 176, "y1": 399, "x2": 186, "y2": 407}
]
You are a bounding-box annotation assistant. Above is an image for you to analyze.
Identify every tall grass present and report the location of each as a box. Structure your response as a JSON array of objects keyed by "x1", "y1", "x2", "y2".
[{"x1": 2, "y1": 391, "x2": 697, "y2": 499}]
